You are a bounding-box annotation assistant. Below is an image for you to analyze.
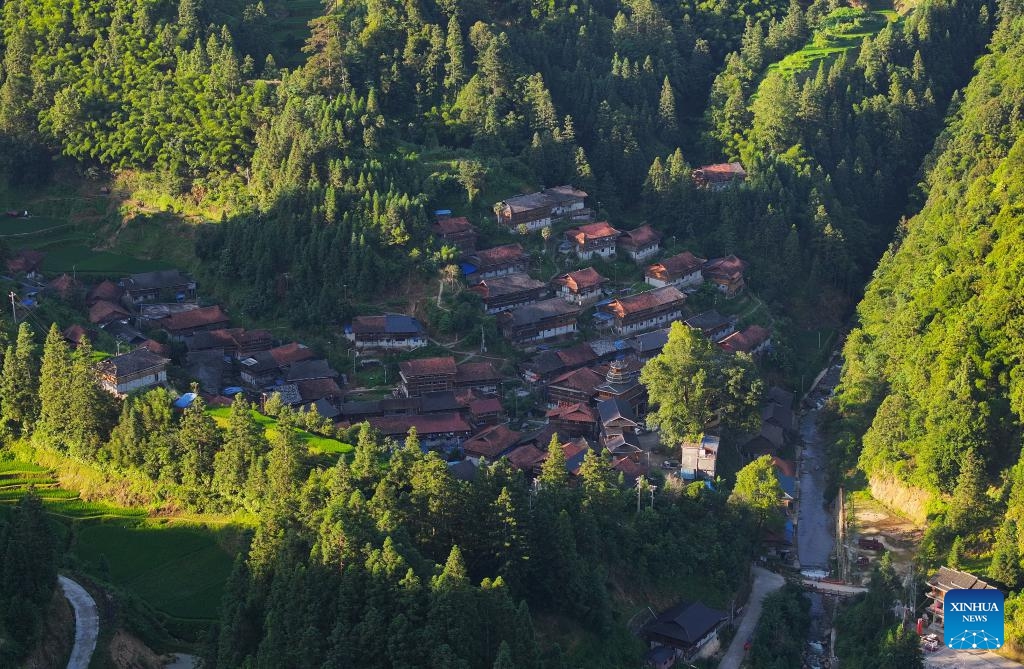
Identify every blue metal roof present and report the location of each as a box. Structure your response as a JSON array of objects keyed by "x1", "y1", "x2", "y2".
[
  {"x1": 173, "y1": 392, "x2": 198, "y2": 409},
  {"x1": 223, "y1": 386, "x2": 244, "y2": 396},
  {"x1": 460, "y1": 262, "x2": 478, "y2": 275},
  {"x1": 434, "y1": 209, "x2": 452, "y2": 216}
]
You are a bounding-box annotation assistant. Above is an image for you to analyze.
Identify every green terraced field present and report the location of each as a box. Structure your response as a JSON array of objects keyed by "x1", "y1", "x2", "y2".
[
  {"x1": 0, "y1": 460, "x2": 236, "y2": 620},
  {"x1": 207, "y1": 406, "x2": 353, "y2": 456},
  {"x1": 769, "y1": 8, "x2": 899, "y2": 77}
]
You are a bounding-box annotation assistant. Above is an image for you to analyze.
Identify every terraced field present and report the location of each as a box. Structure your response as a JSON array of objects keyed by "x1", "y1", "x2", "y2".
[
  {"x1": 768, "y1": 7, "x2": 900, "y2": 77},
  {"x1": 207, "y1": 406, "x2": 353, "y2": 456},
  {"x1": 0, "y1": 460, "x2": 236, "y2": 620}
]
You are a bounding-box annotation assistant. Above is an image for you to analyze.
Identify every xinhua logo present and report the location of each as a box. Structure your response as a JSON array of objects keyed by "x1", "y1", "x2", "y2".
[{"x1": 944, "y1": 589, "x2": 1004, "y2": 650}]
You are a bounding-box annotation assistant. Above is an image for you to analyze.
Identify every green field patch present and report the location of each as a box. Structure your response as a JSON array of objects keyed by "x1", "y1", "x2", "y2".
[
  {"x1": 768, "y1": 8, "x2": 898, "y2": 77},
  {"x1": 75, "y1": 520, "x2": 235, "y2": 619},
  {"x1": 37, "y1": 243, "x2": 172, "y2": 275},
  {"x1": 0, "y1": 216, "x2": 71, "y2": 237},
  {"x1": 207, "y1": 406, "x2": 353, "y2": 456}
]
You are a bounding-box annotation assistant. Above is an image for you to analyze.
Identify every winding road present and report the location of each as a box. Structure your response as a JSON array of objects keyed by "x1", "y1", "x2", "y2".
[{"x1": 59, "y1": 575, "x2": 99, "y2": 669}]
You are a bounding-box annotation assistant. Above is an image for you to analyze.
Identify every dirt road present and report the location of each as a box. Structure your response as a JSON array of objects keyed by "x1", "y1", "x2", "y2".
[{"x1": 718, "y1": 567, "x2": 786, "y2": 669}]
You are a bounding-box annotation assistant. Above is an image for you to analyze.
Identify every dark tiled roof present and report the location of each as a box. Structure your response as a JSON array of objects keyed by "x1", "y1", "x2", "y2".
[
  {"x1": 618, "y1": 224, "x2": 662, "y2": 249},
  {"x1": 62, "y1": 324, "x2": 88, "y2": 345},
  {"x1": 369, "y1": 413, "x2": 472, "y2": 437},
  {"x1": 455, "y1": 361, "x2": 501, "y2": 384},
  {"x1": 158, "y1": 305, "x2": 229, "y2": 333},
  {"x1": 285, "y1": 359, "x2": 338, "y2": 381},
  {"x1": 352, "y1": 314, "x2": 424, "y2": 335},
  {"x1": 555, "y1": 267, "x2": 605, "y2": 292},
  {"x1": 928, "y1": 567, "x2": 997, "y2": 590},
  {"x1": 87, "y1": 280, "x2": 123, "y2": 304},
  {"x1": 549, "y1": 367, "x2": 605, "y2": 396},
  {"x1": 89, "y1": 300, "x2": 131, "y2": 324},
  {"x1": 630, "y1": 328, "x2": 670, "y2": 354},
  {"x1": 469, "y1": 397, "x2": 503, "y2": 416},
  {"x1": 500, "y1": 186, "x2": 587, "y2": 213},
  {"x1": 471, "y1": 244, "x2": 526, "y2": 267},
  {"x1": 463, "y1": 423, "x2": 522, "y2": 459},
  {"x1": 296, "y1": 377, "x2": 343, "y2": 402},
  {"x1": 502, "y1": 298, "x2": 580, "y2": 327},
  {"x1": 597, "y1": 397, "x2": 637, "y2": 425},
  {"x1": 718, "y1": 325, "x2": 771, "y2": 353},
  {"x1": 97, "y1": 348, "x2": 169, "y2": 378},
  {"x1": 703, "y1": 255, "x2": 748, "y2": 281},
  {"x1": 684, "y1": 310, "x2": 733, "y2": 332},
  {"x1": 125, "y1": 269, "x2": 193, "y2": 292},
  {"x1": 644, "y1": 601, "x2": 728, "y2": 646},
  {"x1": 604, "y1": 286, "x2": 685, "y2": 319},
  {"x1": 473, "y1": 273, "x2": 547, "y2": 299}
]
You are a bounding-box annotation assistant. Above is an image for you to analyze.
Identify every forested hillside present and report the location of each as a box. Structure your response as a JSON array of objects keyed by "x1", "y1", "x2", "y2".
[
  {"x1": 0, "y1": 0, "x2": 993, "y2": 328},
  {"x1": 833, "y1": 0, "x2": 1024, "y2": 649}
]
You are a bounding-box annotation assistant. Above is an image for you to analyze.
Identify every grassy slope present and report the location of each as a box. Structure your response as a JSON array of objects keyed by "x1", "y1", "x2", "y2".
[{"x1": 207, "y1": 406, "x2": 353, "y2": 456}]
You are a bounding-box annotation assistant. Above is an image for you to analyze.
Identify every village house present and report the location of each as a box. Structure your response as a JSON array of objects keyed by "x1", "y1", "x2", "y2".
[
  {"x1": 471, "y1": 273, "x2": 549, "y2": 314},
  {"x1": 156, "y1": 305, "x2": 230, "y2": 341},
  {"x1": 683, "y1": 310, "x2": 737, "y2": 342},
  {"x1": 772, "y1": 457, "x2": 797, "y2": 513},
  {"x1": 611, "y1": 455, "x2": 648, "y2": 484},
  {"x1": 553, "y1": 267, "x2": 606, "y2": 306},
  {"x1": 691, "y1": 162, "x2": 747, "y2": 190},
  {"x1": 594, "y1": 359, "x2": 646, "y2": 416},
  {"x1": 643, "y1": 601, "x2": 729, "y2": 660},
  {"x1": 702, "y1": 255, "x2": 748, "y2": 297},
  {"x1": 600, "y1": 286, "x2": 686, "y2": 337},
  {"x1": 86, "y1": 280, "x2": 124, "y2": 306},
  {"x1": 618, "y1": 224, "x2": 663, "y2": 262},
  {"x1": 495, "y1": 185, "x2": 589, "y2": 231},
  {"x1": 96, "y1": 348, "x2": 170, "y2": 396},
  {"x1": 462, "y1": 423, "x2": 523, "y2": 463},
  {"x1": 454, "y1": 361, "x2": 503, "y2": 395},
  {"x1": 186, "y1": 328, "x2": 273, "y2": 359},
  {"x1": 718, "y1": 325, "x2": 771, "y2": 355},
  {"x1": 565, "y1": 221, "x2": 621, "y2": 260},
  {"x1": 5, "y1": 249, "x2": 45, "y2": 277},
  {"x1": 368, "y1": 413, "x2": 474, "y2": 451},
  {"x1": 546, "y1": 402, "x2": 598, "y2": 439},
  {"x1": 925, "y1": 567, "x2": 997, "y2": 632},
  {"x1": 521, "y1": 342, "x2": 601, "y2": 383},
  {"x1": 499, "y1": 298, "x2": 580, "y2": 345},
  {"x1": 597, "y1": 397, "x2": 640, "y2": 446},
  {"x1": 468, "y1": 397, "x2": 504, "y2": 427},
  {"x1": 465, "y1": 244, "x2": 529, "y2": 282},
  {"x1": 62, "y1": 324, "x2": 89, "y2": 349},
  {"x1": 89, "y1": 300, "x2": 132, "y2": 325},
  {"x1": 547, "y1": 367, "x2": 605, "y2": 406},
  {"x1": 47, "y1": 274, "x2": 81, "y2": 301},
  {"x1": 506, "y1": 436, "x2": 592, "y2": 478},
  {"x1": 239, "y1": 342, "x2": 316, "y2": 388},
  {"x1": 680, "y1": 434, "x2": 719, "y2": 481},
  {"x1": 399, "y1": 357, "x2": 458, "y2": 397},
  {"x1": 645, "y1": 252, "x2": 706, "y2": 290},
  {"x1": 431, "y1": 213, "x2": 478, "y2": 252},
  {"x1": 347, "y1": 314, "x2": 428, "y2": 351},
  {"x1": 629, "y1": 328, "x2": 670, "y2": 362},
  {"x1": 122, "y1": 269, "x2": 197, "y2": 305}
]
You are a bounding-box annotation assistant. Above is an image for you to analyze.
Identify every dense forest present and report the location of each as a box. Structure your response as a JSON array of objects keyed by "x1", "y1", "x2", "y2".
[
  {"x1": 0, "y1": 0, "x2": 994, "y2": 327},
  {"x1": 830, "y1": 0, "x2": 1024, "y2": 651}
]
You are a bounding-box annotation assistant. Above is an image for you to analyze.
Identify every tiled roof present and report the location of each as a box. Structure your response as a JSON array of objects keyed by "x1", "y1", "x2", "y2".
[
  {"x1": 369, "y1": 412, "x2": 472, "y2": 437},
  {"x1": 296, "y1": 377, "x2": 343, "y2": 402},
  {"x1": 352, "y1": 314, "x2": 424, "y2": 335},
  {"x1": 630, "y1": 328, "x2": 670, "y2": 354},
  {"x1": 549, "y1": 367, "x2": 604, "y2": 395},
  {"x1": 555, "y1": 267, "x2": 605, "y2": 292},
  {"x1": 567, "y1": 221, "x2": 621, "y2": 244},
  {"x1": 507, "y1": 444, "x2": 548, "y2": 470},
  {"x1": 684, "y1": 310, "x2": 733, "y2": 333},
  {"x1": 501, "y1": 298, "x2": 580, "y2": 327},
  {"x1": 597, "y1": 397, "x2": 637, "y2": 425},
  {"x1": 125, "y1": 269, "x2": 193, "y2": 292},
  {"x1": 285, "y1": 359, "x2": 338, "y2": 381},
  {"x1": 618, "y1": 224, "x2": 662, "y2": 249},
  {"x1": 139, "y1": 339, "x2": 170, "y2": 356},
  {"x1": 703, "y1": 255, "x2": 748, "y2": 281},
  {"x1": 269, "y1": 342, "x2": 315, "y2": 366},
  {"x1": 87, "y1": 280, "x2": 124, "y2": 304},
  {"x1": 694, "y1": 162, "x2": 747, "y2": 183},
  {"x1": 455, "y1": 361, "x2": 502, "y2": 384},
  {"x1": 88, "y1": 300, "x2": 131, "y2": 324},
  {"x1": 558, "y1": 343, "x2": 599, "y2": 367},
  {"x1": 928, "y1": 567, "x2": 997, "y2": 590},
  {"x1": 647, "y1": 251, "x2": 706, "y2": 280},
  {"x1": 603, "y1": 286, "x2": 685, "y2": 319},
  {"x1": 62, "y1": 324, "x2": 88, "y2": 345},
  {"x1": 400, "y1": 356, "x2": 457, "y2": 378},
  {"x1": 546, "y1": 402, "x2": 597, "y2": 423},
  {"x1": 500, "y1": 185, "x2": 587, "y2": 213},
  {"x1": 96, "y1": 348, "x2": 169, "y2": 378},
  {"x1": 158, "y1": 305, "x2": 229, "y2": 333},
  {"x1": 472, "y1": 244, "x2": 526, "y2": 267},
  {"x1": 472, "y1": 273, "x2": 547, "y2": 299},
  {"x1": 718, "y1": 325, "x2": 771, "y2": 353},
  {"x1": 611, "y1": 456, "x2": 647, "y2": 483},
  {"x1": 48, "y1": 273, "x2": 80, "y2": 298},
  {"x1": 433, "y1": 216, "x2": 475, "y2": 235},
  {"x1": 463, "y1": 423, "x2": 522, "y2": 459},
  {"x1": 469, "y1": 397, "x2": 503, "y2": 415}
]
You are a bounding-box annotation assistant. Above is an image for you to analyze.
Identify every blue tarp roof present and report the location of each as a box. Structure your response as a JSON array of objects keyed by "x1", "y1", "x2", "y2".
[
  {"x1": 173, "y1": 392, "x2": 198, "y2": 409},
  {"x1": 223, "y1": 386, "x2": 243, "y2": 396},
  {"x1": 434, "y1": 209, "x2": 452, "y2": 216},
  {"x1": 592, "y1": 312, "x2": 614, "y2": 321},
  {"x1": 613, "y1": 340, "x2": 628, "y2": 350},
  {"x1": 460, "y1": 262, "x2": 478, "y2": 275}
]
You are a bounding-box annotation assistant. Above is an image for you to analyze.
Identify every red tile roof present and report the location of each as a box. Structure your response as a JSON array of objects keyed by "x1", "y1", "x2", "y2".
[
  {"x1": 555, "y1": 267, "x2": 606, "y2": 292},
  {"x1": 400, "y1": 356, "x2": 457, "y2": 378},
  {"x1": 139, "y1": 339, "x2": 170, "y2": 356},
  {"x1": 566, "y1": 221, "x2": 621, "y2": 245},
  {"x1": 556, "y1": 343, "x2": 599, "y2": 368},
  {"x1": 549, "y1": 367, "x2": 605, "y2": 395},
  {"x1": 618, "y1": 224, "x2": 662, "y2": 249},
  {"x1": 433, "y1": 216, "x2": 475, "y2": 235},
  {"x1": 473, "y1": 244, "x2": 526, "y2": 267},
  {"x1": 269, "y1": 342, "x2": 315, "y2": 366},
  {"x1": 611, "y1": 456, "x2": 647, "y2": 483},
  {"x1": 158, "y1": 305, "x2": 229, "y2": 333},
  {"x1": 455, "y1": 361, "x2": 501, "y2": 384},
  {"x1": 646, "y1": 252, "x2": 707, "y2": 280},
  {"x1": 369, "y1": 413, "x2": 473, "y2": 437},
  {"x1": 603, "y1": 286, "x2": 685, "y2": 319},
  {"x1": 718, "y1": 325, "x2": 771, "y2": 353},
  {"x1": 48, "y1": 273, "x2": 80, "y2": 299},
  {"x1": 62, "y1": 324, "x2": 88, "y2": 346},
  {"x1": 694, "y1": 162, "x2": 747, "y2": 183},
  {"x1": 469, "y1": 397, "x2": 503, "y2": 416},
  {"x1": 546, "y1": 402, "x2": 597, "y2": 423},
  {"x1": 703, "y1": 255, "x2": 747, "y2": 281},
  {"x1": 88, "y1": 300, "x2": 130, "y2": 324},
  {"x1": 87, "y1": 280, "x2": 124, "y2": 304},
  {"x1": 507, "y1": 444, "x2": 547, "y2": 470},
  {"x1": 463, "y1": 423, "x2": 522, "y2": 459}
]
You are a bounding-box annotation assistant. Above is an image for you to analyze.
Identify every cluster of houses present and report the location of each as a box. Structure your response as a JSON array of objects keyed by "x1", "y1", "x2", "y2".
[{"x1": 28, "y1": 269, "x2": 343, "y2": 418}]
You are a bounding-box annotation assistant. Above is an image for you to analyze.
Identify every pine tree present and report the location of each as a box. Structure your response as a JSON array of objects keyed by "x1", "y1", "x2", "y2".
[
  {"x1": 0, "y1": 323, "x2": 38, "y2": 432},
  {"x1": 444, "y1": 14, "x2": 465, "y2": 93},
  {"x1": 658, "y1": 76, "x2": 677, "y2": 132},
  {"x1": 492, "y1": 640, "x2": 515, "y2": 669},
  {"x1": 67, "y1": 336, "x2": 107, "y2": 459},
  {"x1": 947, "y1": 536, "x2": 964, "y2": 569},
  {"x1": 432, "y1": 545, "x2": 468, "y2": 591},
  {"x1": 178, "y1": 391, "x2": 222, "y2": 490},
  {"x1": 538, "y1": 433, "x2": 567, "y2": 488},
  {"x1": 37, "y1": 324, "x2": 72, "y2": 442},
  {"x1": 989, "y1": 519, "x2": 1022, "y2": 589}
]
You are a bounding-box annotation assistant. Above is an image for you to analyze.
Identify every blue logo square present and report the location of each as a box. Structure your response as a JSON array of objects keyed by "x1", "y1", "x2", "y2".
[{"x1": 944, "y1": 589, "x2": 1004, "y2": 650}]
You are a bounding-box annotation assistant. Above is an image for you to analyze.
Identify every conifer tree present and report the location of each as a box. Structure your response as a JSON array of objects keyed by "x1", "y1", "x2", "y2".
[
  {"x1": 37, "y1": 324, "x2": 72, "y2": 442},
  {"x1": 67, "y1": 336, "x2": 107, "y2": 458},
  {"x1": 538, "y1": 433, "x2": 567, "y2": 488},
  {"x1": 658, "y1": 76, "x2": 677, "y2": 132},
  {"x1": 178, "y1": 390, "x2": 221, "y2": 489},
  {"x1": 0, "y1": 323, "x2": 38, "y2": 432}
]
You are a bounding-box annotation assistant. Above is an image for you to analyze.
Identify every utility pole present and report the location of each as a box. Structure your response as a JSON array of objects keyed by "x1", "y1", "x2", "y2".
[{"x1": 8, "y1": 291, "x2": 16, "y2": 324}]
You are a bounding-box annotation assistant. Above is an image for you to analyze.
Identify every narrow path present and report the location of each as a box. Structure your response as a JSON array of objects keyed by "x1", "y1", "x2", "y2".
[
  {"x1": 59, "y1": 575, "x2": 99, "y2": 669},
  {"x1": 718, "y1": 567, "x2": 785, "y2": 669}
]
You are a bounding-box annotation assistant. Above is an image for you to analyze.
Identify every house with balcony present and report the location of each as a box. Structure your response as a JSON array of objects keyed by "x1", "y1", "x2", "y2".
[
  {"x1": 432, "y1": 214, "x2": 478, "y2": 252},
  {"x1": 683, "y1": 310, "x2": 737, "y2": 342},
  {"x1": 553, "y1": 267, "x2": 606, "y2": 306},
  {"x1": 399, "y1": 357, "x2": 458, "y2": 397},
  {"x1": 122, "y1": 269, "x2": 197, "y2": 305},
  {"x1": 925, "y1": 567, "x2": 997, "y2": 632},
  {"x1": 691, "y1": 162, "x2": 746, "y2": 190},
  {"x1": 618, "y1": 224, "x2": 663, "y2": 262},
  {"x1": 471, "y1": 273, "x2": 549, "y2": 314},
  {"x1": 465, "y1": 244, "x2": 529, "y2": 282},
  {"x1": 702, "y1": 255, "x2": 748, "y2": 297},
  {"x1": 347, "y1": 313, "x2": 428, "y2": 351},
  {"x1": 495, "y1": 185, "x2": 589, "y2": 232},
  {"x1": 96, "y1": 348, "x2": 170, "y2": 397},
  {"x1": 565, "y1": 221, "x2": 621, "y2": 260},
  {"x1": 645, "y1": 252, "x2": 707, "y2": 290},
  {"x1": 718, "y1": 325, "x2": 771, "y2": 355},
  {"x1": 600, "y1": 286, "x2": 686, "y2": 336},
  {"x1": 499, "y1": 298, "x2": 580, "y2": 345}
]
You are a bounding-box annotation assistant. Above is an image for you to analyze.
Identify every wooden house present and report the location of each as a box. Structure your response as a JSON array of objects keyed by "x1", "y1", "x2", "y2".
[
  {"x1": 122, "y1": 270, "x2": 196, "y2": 304},
  {"x1": 617, "y1": 224, "x2": 663, "y2": 262},
  {"x1": 645, "y1": 252, "x2": 706, "y2": 290},
  {"x1": 600, "y1": 286, "x2": 686, "y2": 336},
  {"x1": 399, "y1": 357, "x2": 457, "y2": 397},
  {"x1": 683, "y1": 310, "x2": 736, "y2": 342},
  {"x1": 702, "y1": 255, "x2": 747, "y2": 297},
  {"x1": 546, "y1": 402, "x2": 598, "y2": 439},
  {"x1": 718, "y1": 325, "x2": 771, "y2": 355},
  {"x1": 432, "y1": 215, "x2": 478, "y2": 252},
  {"x1": 691, "y1": 162, "x2": 746, "y2": 190},
  {"x1": 96, "y1": 348, "x2": 170, "y2": 397},
  {"x1": 348, "y1": 314, "x2": 427, "y2": 351},
  {"x1": 553, "y1": 267, "x2": 606, "y2": 306},
  {"x1": 564, "y1": 221, "x2": 621, "y2": 260},
  {"x1": 466, "y1": 244, "x2": 529, "y2": 282},
  {"x1": 156, "y1": 305, "x2": 230, "y2": 340},
  {"x1": 499, "y1": 298, "x2": 580, "y2": 345},
  {"x1": 471, "y1": 273, "x2": 549, "y2": 314},
  {"x1": 495, "y1": 185, "x2": 589, "y2": 231}
]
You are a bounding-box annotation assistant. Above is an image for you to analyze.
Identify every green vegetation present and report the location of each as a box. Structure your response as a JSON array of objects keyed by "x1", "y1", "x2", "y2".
[
  {"x1": 748, "y1": 583, "x2": 811, "y2": 668},
  {"x1": 769, "y1": 8, "x2": 897, "y2": 77},
  {"x1": 207, "y1": 406, "x2": 352, "y2": 456}
]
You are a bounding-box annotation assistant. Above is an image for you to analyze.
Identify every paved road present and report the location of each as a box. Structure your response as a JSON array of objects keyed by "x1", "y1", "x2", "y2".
[
  {"x1": 925, "y1": 647, "x2": 1024, "y2": 668},
  {"x1": 800, "y1": 579, "x2": 866, "y2": 596},
  {"x1": 59, "y1": 575, "x2": 99, "y2": 669},
  {"x1": 797, "y1": 400, "x2": 835, "y2": 570},
  {"x1": 718, "y1": 567, "x2": 785, "y2": 669}
]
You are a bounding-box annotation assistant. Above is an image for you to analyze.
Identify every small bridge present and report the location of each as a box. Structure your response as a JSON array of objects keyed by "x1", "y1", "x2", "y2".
[{"x1": 800, "y1": 578, "x2": 867, "y2": 597}]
